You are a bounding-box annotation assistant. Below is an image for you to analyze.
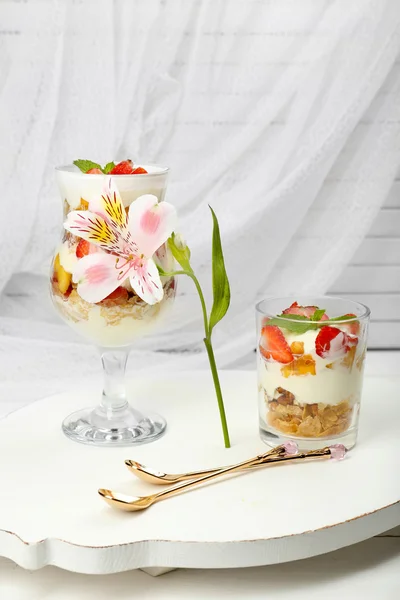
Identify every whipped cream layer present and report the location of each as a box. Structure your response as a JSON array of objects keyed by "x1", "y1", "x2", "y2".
[
  {"x1": 259, "y1": 329, "x2": 363, "y2": 406},
  {"x1": 56, "y1": 165, "x2": 169, "y2": 209}
]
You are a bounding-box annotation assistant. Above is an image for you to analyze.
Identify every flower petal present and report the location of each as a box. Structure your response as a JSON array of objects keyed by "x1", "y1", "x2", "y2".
[
  {"x1": 128, "y1": 195, "x2": 177, "y2": 258},
  {"x1": 72, "y1": 252, "x2": 122, "y2": 303},
  {"x1": 129, "y1": 257, "x2": 164, "y2": 305},
  {"x1": 64, "y1": 210, "x2": 123, "y2": 253},
  {"x1": 89, "y1": 177, "x2": 127, "y2": 230}
]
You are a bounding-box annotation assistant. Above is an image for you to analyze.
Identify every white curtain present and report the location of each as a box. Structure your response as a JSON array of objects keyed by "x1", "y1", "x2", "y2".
[{"x1": 0, "y1": 0, "x2": 399, "y2": 407}]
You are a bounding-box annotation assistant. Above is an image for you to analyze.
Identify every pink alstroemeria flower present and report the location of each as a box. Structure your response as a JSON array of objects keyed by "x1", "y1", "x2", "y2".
[{"x1": 64, "y1": 178, "x2": 177, "y2": 305}]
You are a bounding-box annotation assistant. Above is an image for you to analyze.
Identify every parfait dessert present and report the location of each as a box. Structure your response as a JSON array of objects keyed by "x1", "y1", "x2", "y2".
[
  {"x1": 256, "y1": 297, "x2": 370, "y2": 450},
  {"x1": 52, "y1": 160, "x2": 175, "y2": 347},
  {"x1": 50, "y1": 159, "x2": 177, "y2": 446}
]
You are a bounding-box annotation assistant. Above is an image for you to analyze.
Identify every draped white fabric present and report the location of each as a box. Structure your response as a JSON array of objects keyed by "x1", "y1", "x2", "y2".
[{"x1": 0, "y1": 0, "x2": 399, "y2": 404}]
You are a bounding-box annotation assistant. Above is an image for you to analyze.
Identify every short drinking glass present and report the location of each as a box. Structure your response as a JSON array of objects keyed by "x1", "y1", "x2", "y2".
[{"x1": 256, "y1": 296, "x2": 370, "y2": 450}]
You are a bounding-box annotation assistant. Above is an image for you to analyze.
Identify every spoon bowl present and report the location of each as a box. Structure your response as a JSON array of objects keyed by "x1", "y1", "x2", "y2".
[{"x1": 98, "y1": 488, "x2": 154, "y2": 511}]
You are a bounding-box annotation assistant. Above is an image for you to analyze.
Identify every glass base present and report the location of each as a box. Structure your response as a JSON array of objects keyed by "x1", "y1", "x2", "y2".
[
  {"x1": 259, "y1": 424, "x2": 357, "y2": 451},
  {"x1": 62, "y1": 404, "x2": 167, "y2": 447}
]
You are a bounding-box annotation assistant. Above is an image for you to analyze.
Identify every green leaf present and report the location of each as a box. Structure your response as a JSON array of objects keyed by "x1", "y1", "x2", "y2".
[
  {"x1": 103, "y1": 161, "x2": 115, "y2": 174},
  {"x1": 208, "y1": 206, "x2": 230, "y2": 334},
  {"x1": 167, "y1": 233, "x2": 192, "y2": 272},
  {"x1": 266, "y1": 315, "x2": 314, "y2": 334},
  {"x1": 327, "y1": 314, "x2": 357, "y2": 322},
  {"x1": 311, "y1": 308, "x2": 326, "y2": 321},
  {"x1": 73, "y1": 159, "x2": 102, "y2": 173}
]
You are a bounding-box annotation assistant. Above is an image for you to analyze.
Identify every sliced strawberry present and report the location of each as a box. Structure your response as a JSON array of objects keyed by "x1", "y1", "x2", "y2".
[
  {"x1": 282, "y1": 301, "x2": 329, "y2": 320},
  {"x1": 86, "y1": 168, "x2": 103, "y2": 174},
  {"x1": 76, "y1": 239, "x2": 91, "y2": 258},
  {"x1": 132, "y1": 166, "x2": 148, "y2": 174},
  {"x1": 340, "y1": 314, "x2": 360, "y2": 335},
  {"x1": 110, "y1": 160, "x2": 135, "y2": 175},
  {"x1": 259, "y1": 325, "x2": 294, "y2": 364},
  {"x1": 99, "y1": 286, "x2": 129, "y2": 306},
  {"x1": 315, "y1": 326, "x2": 358, "y2": 359}
]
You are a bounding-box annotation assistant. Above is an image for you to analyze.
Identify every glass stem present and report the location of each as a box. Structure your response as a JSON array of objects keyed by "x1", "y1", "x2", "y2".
[{"x1": 100, "y1": 349, "x2": 129, "y2": 415}]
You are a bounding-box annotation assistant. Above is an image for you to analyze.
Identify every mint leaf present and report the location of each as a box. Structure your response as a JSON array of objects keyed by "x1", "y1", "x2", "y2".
[
  {"x1": 103, "y1": 161, "x2": 115, "y2": 174},
  {"x1": 73, "y1": 159, "x2": 102, "y2": 173},
  {"x1": 328, "y1": 314, "x2": 357, "y2": 322},
  {"x1": 208, "y1": 206, "x2": 230, "y2": 334},
  {"x1": 266, "y1": 315, "x2": 314, "y2": 334},
  {"x1": 311, "y1": 308, "x2": 326, "y2": 321}
]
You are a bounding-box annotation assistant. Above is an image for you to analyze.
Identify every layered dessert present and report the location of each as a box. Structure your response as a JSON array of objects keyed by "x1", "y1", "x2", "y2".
[
  {"x1": 258, "y1": 301, "x2": 367, "y2": 440},
  {"x1": 51, "y1": 159, "x2": 176, "y2": 347}
]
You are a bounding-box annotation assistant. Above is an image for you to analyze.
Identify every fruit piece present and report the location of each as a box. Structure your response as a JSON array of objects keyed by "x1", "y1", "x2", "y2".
[
  {"x1": 340, "y1": 314, "x2": 360, "y2": 335},
  {"x1": 76, "y1": 239, "x2": 90, "y2": 258},
  {"x1": 54, "y1": 253, "x2": 72, "y2": 295},
  {"x1": 132, "y1": 166, "x2": 148, "y2": 174},
  {"x1": 86, "y1": 168, "x2": 103, "y2": 174},
  {"x1": 281, "y1": 354, "x2": 316, "y2": 377},
  {"x1": 259, "y1": 325, "x2": 294, "y2": 364},
  {"x1": 283, "y1": 302, "x2": 329, "y2": 320},
  {"x1": 290, "y1": 341, "x2": 304, "y2": 355},
  {"x1": 326, "y1": 345, "x2": 357, "y2": 371},
  {"x1": 79, "y1": 198, "x2": 89, "y2": 210},
  {"x1": 315, "y1": 326, "x2": 358, "y2": 359},
  {"x1": 110, "y1": 160, "x2": 135, "y2": 175},
  {"x1": 99, "y1": 286, "x2": 129, "y2": 306}
]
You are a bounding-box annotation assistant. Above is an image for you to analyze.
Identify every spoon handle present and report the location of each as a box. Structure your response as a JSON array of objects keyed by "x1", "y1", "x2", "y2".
[
  {"x1": 127, "y1": 444, "x2": 287, "y2": 484},
  {"x1": 151, "y1": 447, "x2": 331, "y2": 505}
]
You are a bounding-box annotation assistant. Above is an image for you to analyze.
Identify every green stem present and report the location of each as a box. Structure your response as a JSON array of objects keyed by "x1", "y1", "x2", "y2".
[
  {"x1": 160, "y1": 267, "x2": 231, "y2": 448},
  {"x1": 203, "y1": 337, "x2": 231, "y2": 448}
]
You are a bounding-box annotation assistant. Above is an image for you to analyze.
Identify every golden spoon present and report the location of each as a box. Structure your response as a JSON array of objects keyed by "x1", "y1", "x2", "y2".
[
  {"x1": 124, "y1": 442, "x2": 297, "y2": 485},
  {"x1": 99, "y1": 445, "x2": 343, "y2": 512}
]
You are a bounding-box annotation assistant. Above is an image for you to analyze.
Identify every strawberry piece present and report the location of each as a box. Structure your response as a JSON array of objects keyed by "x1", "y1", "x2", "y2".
[
  {"x1": 86, "y1": 168, "x2": 103, "y2": 174},
  {"x1": 110, "y1": 160, "x2": 135, "y2": 175},
  {"x1": 132, "y1": 166, "x2": 148, "y2": 174},
  {"x1": 99, "y1": 286, "x2": 129, "y2": 306},
  {"x1": 340, "y1": 314, "x2": 360, "y2": 335},
  {"x1": 76, "y1": 239, "x2": 91, "y2": 258},
  {"x1": 315, "y1": 326, "x2": 358, "y2": 359},
  {"x1": 259, "y1": 325, "x2": 294, "y2": 364},
  {"x1": 105, "y1": 287, "x2": 128, "y2": 300},
  {"x1": 282, "y1": 301, "x2": 329, "y2": 320}
]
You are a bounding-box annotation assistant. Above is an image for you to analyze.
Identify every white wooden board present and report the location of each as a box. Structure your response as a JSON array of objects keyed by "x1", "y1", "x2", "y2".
[{"x1": 0, "y1": 371, "x2": 399, "y2": 574}]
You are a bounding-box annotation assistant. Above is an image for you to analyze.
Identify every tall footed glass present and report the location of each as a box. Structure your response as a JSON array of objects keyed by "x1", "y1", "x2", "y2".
[{"x1": 51, "y1": 164, "x2": 176, "y2": 446}]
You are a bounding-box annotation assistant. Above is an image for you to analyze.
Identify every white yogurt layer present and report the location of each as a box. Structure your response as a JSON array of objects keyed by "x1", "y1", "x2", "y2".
[
  {"x1": 259, "y1": 329, "x2": 363, "y2": 406},
  {"x1": 53, "y1": 294, "x2": 174, "y2": 348}
]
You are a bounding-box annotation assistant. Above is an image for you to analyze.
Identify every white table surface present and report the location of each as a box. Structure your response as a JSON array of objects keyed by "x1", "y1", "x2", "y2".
[{"x1": 0, "y1": 351, "x2": 399, "y2": 599}]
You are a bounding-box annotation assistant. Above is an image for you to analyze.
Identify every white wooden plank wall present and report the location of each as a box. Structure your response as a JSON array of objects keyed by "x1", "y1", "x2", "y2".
[{"x1": 329, "y1": 181, "x2": 400, "y2": 349}]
